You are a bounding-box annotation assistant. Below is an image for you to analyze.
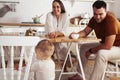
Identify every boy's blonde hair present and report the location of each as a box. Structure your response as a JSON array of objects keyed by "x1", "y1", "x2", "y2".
[{"x1": 35, "y1": 39, "x2": 54, "y2": 59}]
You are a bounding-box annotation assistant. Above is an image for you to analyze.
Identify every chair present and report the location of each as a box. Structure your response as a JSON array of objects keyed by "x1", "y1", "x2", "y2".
[
  {"x1": 102, "y1": 60, "x2": 120, "y2": 80},
  {"x1": 0, "y1": 36, "x2": 40, "y2": 80}
]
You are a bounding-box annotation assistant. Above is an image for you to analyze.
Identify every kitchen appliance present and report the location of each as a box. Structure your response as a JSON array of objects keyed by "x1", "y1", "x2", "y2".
[{"x1": 79, "y1": 13, "x2": 90, "y2": 25}]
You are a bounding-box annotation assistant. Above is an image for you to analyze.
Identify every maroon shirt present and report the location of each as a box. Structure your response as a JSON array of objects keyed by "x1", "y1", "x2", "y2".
[{"x1": 88, "y1": 12, "x2": 120, "y2": 46}]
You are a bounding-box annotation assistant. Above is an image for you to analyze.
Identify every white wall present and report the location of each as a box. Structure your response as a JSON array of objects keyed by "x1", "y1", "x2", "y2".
[
  {"x1": 110, "y1": 0, "x2": 120, "y2": 18},
  {"x1": 0, "y1": 0, "x2": 120, "y2": 24},
  {"x1": 0, "y1": 0, "x2": 53, "y2": 23}
]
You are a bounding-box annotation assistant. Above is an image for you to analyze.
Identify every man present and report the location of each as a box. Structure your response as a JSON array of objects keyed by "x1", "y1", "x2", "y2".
[{"x1": 69, "y1": 1, "x2": 120, "y2": 80}]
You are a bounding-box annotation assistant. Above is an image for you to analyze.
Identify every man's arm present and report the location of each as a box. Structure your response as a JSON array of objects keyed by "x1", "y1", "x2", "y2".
[
  {"x1": 69, "y1": 26, "x2": 92, "y2": 39},
  {"x1": 78, "y1": 26, "x2": 93, "y2": 38},
  {"x1": 85, "y1": 34, "x2": 116, "y2": 58},
  {"x1": 90, "y1": 35, "x2": 116, "y2": 53}
]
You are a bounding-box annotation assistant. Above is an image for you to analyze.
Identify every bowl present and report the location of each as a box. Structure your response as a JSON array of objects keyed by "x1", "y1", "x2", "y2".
[{"x1": 71, "y1": 34, "x2": 79, "y2": 39}]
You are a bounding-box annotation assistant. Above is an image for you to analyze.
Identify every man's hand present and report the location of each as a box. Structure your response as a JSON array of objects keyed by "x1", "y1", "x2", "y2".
[
  {"x1": 85, "y1": 50, "x2": 91, "y2": 59},
  {"x1": 69, "y1": 32, "x2": 78, "y2": 39}
]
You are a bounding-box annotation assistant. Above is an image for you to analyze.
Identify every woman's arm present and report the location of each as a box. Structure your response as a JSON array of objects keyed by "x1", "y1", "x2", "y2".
[
  {"x1": 60, "y1": 13, "x2": 70, "y2": 36},
  {"x1": 45, "y1": 13, "x2": 55, "y2": 34}
]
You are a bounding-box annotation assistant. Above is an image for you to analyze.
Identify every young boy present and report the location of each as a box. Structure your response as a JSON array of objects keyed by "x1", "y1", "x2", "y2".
[{"x1": 30, "y1": 39, "x2": 55, "y2": 80}]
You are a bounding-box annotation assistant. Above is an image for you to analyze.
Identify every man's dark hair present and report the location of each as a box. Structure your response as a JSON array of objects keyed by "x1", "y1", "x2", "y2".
[
  {"x1": 52, "y1": 0, "x2": 66, "y2": 13},
  {"x1": 92, "y1": 0, "x2": 107, "y2": 9}
]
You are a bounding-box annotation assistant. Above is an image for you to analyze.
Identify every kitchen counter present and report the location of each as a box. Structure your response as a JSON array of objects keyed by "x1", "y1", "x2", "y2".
[{"x1": 0, "y1": 22, "x2": 45, "y2": 27}]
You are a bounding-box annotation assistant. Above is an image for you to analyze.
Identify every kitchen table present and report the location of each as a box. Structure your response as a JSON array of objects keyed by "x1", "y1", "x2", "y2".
[{"x1": 48, "y1": 36, "x2": 101, "y2": 80}]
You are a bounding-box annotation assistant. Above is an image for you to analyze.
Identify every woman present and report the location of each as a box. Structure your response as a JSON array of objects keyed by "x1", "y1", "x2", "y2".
[{"x1": 45, "y1": 0, "x2": 69, "y2": 60}]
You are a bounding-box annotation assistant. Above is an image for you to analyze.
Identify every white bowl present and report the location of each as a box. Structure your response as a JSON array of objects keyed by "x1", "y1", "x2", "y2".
[{"x1": 71, "y1": 34, "x2": 79, "y2": 39}]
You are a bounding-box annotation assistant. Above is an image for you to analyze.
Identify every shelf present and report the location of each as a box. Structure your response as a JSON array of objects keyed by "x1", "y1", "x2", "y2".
[
  {"x1": 0, "y1": 1, "x2": 19, "y2": 4},
  {"x1": 0, "y1": 22, "x2": 45, "y2": 27}
]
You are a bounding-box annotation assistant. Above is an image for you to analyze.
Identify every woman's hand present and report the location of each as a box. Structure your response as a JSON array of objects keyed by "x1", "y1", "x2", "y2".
[
  {"x1": 48, "y1": 32, "x2": 64, "y2": 38},
  {"x1": 48, "y1": 32, "x2": 57, "y2": 38}
]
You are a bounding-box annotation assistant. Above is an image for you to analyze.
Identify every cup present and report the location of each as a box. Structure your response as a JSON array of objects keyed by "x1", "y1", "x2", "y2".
[{"x1": 71, "y1": 33, "x2": 79, "y2": 39}]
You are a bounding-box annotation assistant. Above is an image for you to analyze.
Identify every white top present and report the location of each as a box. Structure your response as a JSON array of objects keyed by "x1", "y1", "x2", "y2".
[
  {"x1": 45, "y1": 12, "x2": 69, "y2": 36},
  {"x1": 30, "y1": 59, "x2": 55, "y2": 80}
]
